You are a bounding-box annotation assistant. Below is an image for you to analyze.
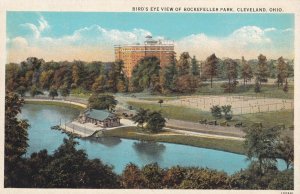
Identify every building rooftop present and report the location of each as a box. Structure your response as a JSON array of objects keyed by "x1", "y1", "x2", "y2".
[
  {"x1": 114, "y1": 36, "x2": 174, "y2": 47},
  {"x1": 84, "y1": 109, "x2": 115, "y2": 121}
]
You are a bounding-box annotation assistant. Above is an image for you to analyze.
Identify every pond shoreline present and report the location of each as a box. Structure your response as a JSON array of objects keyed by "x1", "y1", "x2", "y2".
[
  {"x1": 100, "y1": 127, "x2": 245, "y2": 154},
  {"x1": 24, "y1": 98, "x2": 245, "y2": 154}
]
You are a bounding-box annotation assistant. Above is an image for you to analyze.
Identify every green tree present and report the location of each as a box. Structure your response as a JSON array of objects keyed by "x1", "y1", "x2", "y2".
[
  {"x1": 221, "y1": 105, "x2": 233, "y2": 121},
  {"x1": 268, "y1": 169, "x2": 294, "y2": 190},
  {"x1": 161, "y1": 57, "x2": 177, "y2": 93},
  {"x1": 5, "y1": 92, "x2": 30, "y2": 187},
  {"x1": 210, "y1": 105, "x2": 222, "y2": 119},
  {"x1": 5, "y1": 63, "x2": 20, "y2": 91},
  {"x1": 276, "y1": 56, "x2": 288, "y2": 88},
  {"x1": 283, "y1": 79, "x2": 289, "y2": 93},
  {"x1": 244, "y1": 124, "x2": 282, "y2": 174},
  {"x1": 132, "y1": 108, "x2": 149, "y2": 129},
  {"x1": 175, "y1": 74, "x2": 196, "y2": 93},
  {"x1": 142, "y1": 163, "x2": 164, "y2": 189},
  {"x1": 114, "y1": 60, "x2": 128, "y2": 92},
  {"x1": 5, "y1": 92, "x2": 29, "y2": 158},
  {"x1": 277, "y1": 136, "x2": 294, "y2": 169},
  {"x1": 92, "y1": 75, "x2": 106, "y2": 93},
  {"x1": 175, "y1": 53, "x2": 197, "y2": 93},
  {"x1": 121, "y1": 163, "x2": 145, "y2": 188},
  {"x1": 84, "y1": 61, "x2": 103, "y2": 90},
  {"x1": 178, "y1": 168, "x2": 230, "y2": 189},
  {"x1": 59, "y1": 86, "x2": 70, "y2": 98},
  {"x1": 254, "y1": 78, "x2": 261, "y2": 93},
  {"x1": 49, "y1": 87, "x2": 58, "y2": 100},
  {"x1": 20, "y1": 57, "x2": 44, "y2": 88},
  {"x1": 51, "y1": 63, "x2": 72, "y2": 89},
  {"x1": 35, "y1": 138, "x2": 119, "y2": 188},
  {"x1": 203, "y1": 53, "x2": 218, "y2": 88},
  {"x1": 191, "y1": 56, "x2": 200, "y2": 76},
  {"x1": 71, "y1": 61, "x2": 85, "y2": 88},
  {"x1": 158, "y1": 99, "x2": 164, "y2": 107},
  {"x1": 30, "y1": 86, "x2": 43, "y2": 97},
  {"x1": 39, "y1": 70, "x2": 54, "y2": 90},
  {"x1": 16, "y1": 86, "x2": 26, "y2": 97},
  {"x1": 145, "y1": 111, "x2": 166, "y2": 133},
  {"x1": 241, "y1": 56, "x2": 253, "y2": 86},
  {"x1": 256, "y1": 54, "x2": 269, "y2": 85},
  {"x1": 162, "y1": 166, "x2": 186, "y2": 188},
  {"x1": 88, "y1": 94, "x2": 117, "y2": 111},
  {"x1": 131, "y1": 56, "x2": 161, "y2": 92},
  {"x1": 177, "y1": 52, "x2": 191, "y2": 76},
  {"x1": 223, "y1": 58, "x2": 238, "y2": 93}
]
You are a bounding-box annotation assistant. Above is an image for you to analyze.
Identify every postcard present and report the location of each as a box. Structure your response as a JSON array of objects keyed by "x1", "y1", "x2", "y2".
[{"x1": 0, "y1": 0, "x2": 299, "y2": 194}]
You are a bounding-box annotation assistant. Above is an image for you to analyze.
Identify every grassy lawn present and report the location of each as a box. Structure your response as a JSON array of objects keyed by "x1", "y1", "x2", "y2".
[
  {"x1": 196, "y1": 83, "x2": 294, "y2": 99},
  {"x1": 25, "y1": 100, "x2": 85, "y2": 111},
  {"x1": 127, "y1": 101, "x2": 213, "y2": 121},
  {"x1": 101, "y1": 127, "x2": 245, "y2": 154},
  {"x1": 126, "y1": 101, "x2": 294, "y2": 129},
  {"x1": 234, "y1": 109, "x2": 294, "y2": 129}
]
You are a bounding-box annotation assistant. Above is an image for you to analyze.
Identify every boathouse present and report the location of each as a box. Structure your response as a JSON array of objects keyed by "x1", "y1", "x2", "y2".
[{"x1": 78, "y1": 109, "x2": 120, "y2": 128}]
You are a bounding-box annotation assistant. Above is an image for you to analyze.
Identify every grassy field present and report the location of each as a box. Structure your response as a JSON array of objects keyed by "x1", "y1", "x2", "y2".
[
  {"x1": 126, "y1": 101, "x2": 294, "y2": 128},
  {"x1": 127, "y1": 101, "x2": 213, "y2": 121},
  {"x1": 101, "y1": 127, "x2": 245, "y2": 154},
  {"x1": 234, "y1": 109, "x2": 294, "y2": 129},
  {"x1": 25, "y1": 100, "x2": 85, "y2": 111},
  {"x1": 197, "y1": 83, "x2": 294, "y2": 99}
]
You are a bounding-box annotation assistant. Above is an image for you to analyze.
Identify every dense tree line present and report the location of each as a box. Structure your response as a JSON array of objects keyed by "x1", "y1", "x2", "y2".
[
  {"x1": 6, "y1": 54, "x2": 294, "y2": 96},
  {"x1": 5, "y1": 92, "x2": 293, "y2": 189},
  {"x1": 6, "y1": 58, "x2": 128, "y2": 96}
]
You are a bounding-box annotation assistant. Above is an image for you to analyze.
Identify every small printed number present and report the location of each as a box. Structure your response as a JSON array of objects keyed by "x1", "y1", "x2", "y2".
[{"x1": 281, "y1": 192, "x2": 293, "y2": 194}]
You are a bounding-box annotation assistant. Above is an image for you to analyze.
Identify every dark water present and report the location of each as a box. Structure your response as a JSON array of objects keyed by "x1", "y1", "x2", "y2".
[{"x1": 20, "y1": 104, "x2": 285, "y2": 174}]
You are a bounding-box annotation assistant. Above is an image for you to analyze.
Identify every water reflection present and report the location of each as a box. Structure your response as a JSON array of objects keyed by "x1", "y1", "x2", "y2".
[
  {"x1": 23, "y1": 104, "x2": 286, "y2": 175},
  {"x1": 133, "y1": 140, "x2": 166, "y2": 162},
  {"x1": 84, "y1": 136, "x2": 122, "y2": 147}
]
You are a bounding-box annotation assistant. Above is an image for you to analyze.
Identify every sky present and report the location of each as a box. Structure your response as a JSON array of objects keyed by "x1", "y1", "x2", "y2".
[{"x1": 6, "y1": 12, "x2": 294, "y2": 63}]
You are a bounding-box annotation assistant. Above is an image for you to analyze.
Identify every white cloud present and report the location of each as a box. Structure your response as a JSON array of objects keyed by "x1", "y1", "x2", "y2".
[
  {"x1": 11, "y1": 36, "x2": 28, "y2": 48},
  {"x1": 282, "y1": 28, "x2": 293, "y2": 32},
  {"x1": 38, "y1": 16, "x2": 49, "y2": 32},
  {"x1": 7, "y1": 20, "x2": 294, "y2": 63},
  {"x1": 264, "y1": 27, "x2": 277, "y2": 32},
  {"x1": 176, "y1": 26, "x2": 293, "y2": 60},
  {"x1": 20, "y1": 16, "x2": 50, "y2": 38}
]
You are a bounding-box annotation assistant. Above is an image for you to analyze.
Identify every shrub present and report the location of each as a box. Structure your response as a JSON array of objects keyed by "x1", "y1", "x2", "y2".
[{"x1": 210, "y1": 105, "x2": 222, "y2": 119}]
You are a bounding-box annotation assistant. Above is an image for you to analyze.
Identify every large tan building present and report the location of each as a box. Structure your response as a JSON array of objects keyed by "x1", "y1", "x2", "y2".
[{"x1": 114, "y1": 35, "x2": 175, "y2": 77}]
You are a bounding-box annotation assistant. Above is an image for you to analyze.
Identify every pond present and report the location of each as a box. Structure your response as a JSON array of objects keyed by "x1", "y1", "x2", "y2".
[{"x1": 20, "y1": 104, "x2": 285, "y2": 174}]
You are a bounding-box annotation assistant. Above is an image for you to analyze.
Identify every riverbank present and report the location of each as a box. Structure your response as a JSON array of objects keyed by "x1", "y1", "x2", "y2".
[{"x1": 100, "y1": 127, "x2": 245, "y2": 154}]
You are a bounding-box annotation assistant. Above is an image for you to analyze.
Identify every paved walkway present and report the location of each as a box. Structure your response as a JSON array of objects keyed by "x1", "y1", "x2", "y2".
[
  {"x1": 166, "y1": 119, "x2": 245, "y2": 138},
  {"x1": 164, "y1": 128, "x2": 244, "y2": 141}
]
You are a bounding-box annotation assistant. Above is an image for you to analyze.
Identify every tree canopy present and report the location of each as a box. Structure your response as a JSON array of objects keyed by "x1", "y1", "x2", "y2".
[{"x1": 88, "y1": 94, "x2": 117, "y2": 111}]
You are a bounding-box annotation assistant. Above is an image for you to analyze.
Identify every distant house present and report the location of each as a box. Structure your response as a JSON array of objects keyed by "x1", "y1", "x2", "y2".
[{"x1": 78, "y1": 109, "x2": 120, "y2": 128}]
